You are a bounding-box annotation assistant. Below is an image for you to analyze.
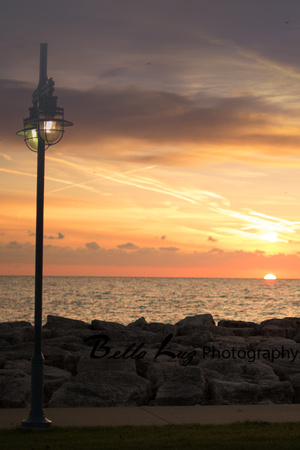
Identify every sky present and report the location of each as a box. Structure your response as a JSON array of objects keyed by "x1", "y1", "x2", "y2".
[{"x1": 2, "y1": 0, "x2": 300, "y2": 278}]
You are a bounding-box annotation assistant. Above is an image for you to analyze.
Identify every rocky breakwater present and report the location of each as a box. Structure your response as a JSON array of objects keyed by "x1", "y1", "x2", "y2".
[{"x1": 0, "y1": 314, "x2": 299, "y2": 407}]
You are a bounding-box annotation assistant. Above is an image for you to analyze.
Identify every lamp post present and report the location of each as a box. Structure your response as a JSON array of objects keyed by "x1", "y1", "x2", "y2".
[{"x1": 17, "y1": 43, "x2": 73, "y2": 429}]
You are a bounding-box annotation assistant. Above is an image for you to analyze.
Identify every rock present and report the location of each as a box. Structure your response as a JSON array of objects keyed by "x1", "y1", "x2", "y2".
[
  {"x1": 44, "y1": 335, "x2": 87, "y2": 352},
  {"x1": 43, "y1": 346, "x2": 72, "y2": 370},
  {"x1": 0, "y1": 367, "x2": 31, "y2": 408},
  {"x1": 287, "y1": 373, "x2": 300, "y2": 403},
  {"x1": 91, "y1": 319, "x2": 127, "y2": 332},
  {"x1": 175, "y1": 314, "x2": 217, "y2": 338},
  {"x1": 209, "y1": 379, "x2": 293, "y2": 405},
  {"x1": 218, "y1": 319, "x2": 259, "y2": 329},
  {"x1": 218, "y1": 320, "x2": 259, "y2": 337},
  {"x1": 4, "y1": 359, "x2": 31, "y2": 373},
  {"x1": 254, "y1": 337, "x2": 300, "y2": 359},
  {"x1": 128, "y1": 317, "x2": 176, "y2": 336},
  {"x1": 260, "y1": 318, "x2": 300, "y2": 340},
  {"x1": 229, "y1": 327, "x2": 258, "y2": 337},
  {"x1": 0, "y1": 322, "x2": 34, "y2": 346},
  {"x1": 176, "y1": 317, "x2": 231, "y2": 339},
  {"x1": 154, "y1": 365, "x2": 207, "y2": 406},
  {"x1": 173, "y1": 332, "x2": 214, "y2": 348},
  {"x1": 48, "y1": 371, "x2": 153, "y2": 407},
  {"x1": 128, "y1": 317, "x2": 148, "y2": 328},
  {"x1": 43, "y1": 365, "x2": 72, "y2": 405},
  {"x1": 136, "y1": 354, "x2": 207, "y2": 406},
  {"x1": 76, "y1": 353, "x2": 136, "y2": 374},
  {"x1": 63, "y1": 352, "x2": 84, "y2": 376},
  {"x1": 0, "y1": 321, "x2": 32, "y2": 330},
  {"x1": 261, "y1": 325, "x2": 287, "y2": 338},
  {"x1": 200, "y1": 358, "x2": 278, "y2": 381},
  {"x1": 209, "y1": 380, "x2": 257, "y2": 405},
  {"x1": 0, "y1": 343, "x2": 34, "y2": 364},
  {"x1": 253, "y1": 337, "x2": 300, "y2": 382},
  {"x1": 176, "y1": 314, "x2": 215, "y2": 329},
  {"x1": 201, "y1": 359, "x2": 294, "y2": 405},
  {"x1": 218, "y1": 320, "x2": 260, "y2": 337},
  {"x1": 294, "y1": 332, "x2": 300, "y2": 343},
  {"x1": 1, "y1": 359, "x2": 72, "y2": 406},
  {"x1": 0, "y1": 315, "x2": 299, "y2": 407},
  {"x1": 144, "y1": 322, "x2": 176, "y2": 335},
  {"x1": 201, "y1": 335, "x2": 256, "y2": 358},
  {"x1": 91, "y1": 319, "x2": 159, "y2": 345},
  {"x1": 44, "y1": 315, "x2": 91, "y2": 332}
]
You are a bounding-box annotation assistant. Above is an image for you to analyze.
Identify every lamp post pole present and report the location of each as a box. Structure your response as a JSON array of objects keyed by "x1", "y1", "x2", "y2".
[
  {"x1": 22, "y1": 44, "x2": 51, "y2": 429},
  {"x1": 17, "y1": 43, "x2": 73, "y2": 429}
]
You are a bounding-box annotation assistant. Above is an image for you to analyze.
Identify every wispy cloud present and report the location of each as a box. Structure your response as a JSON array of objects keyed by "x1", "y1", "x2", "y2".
[
  {"x1": 47, "y1": 155, "x2": 229, "y2": 207},
  {"x1": 214, "y1": 207, "x2": 300, "y2": 243},
  {"x1": 37, "y1": 155, "x2": 300, "y2": 246},
  {"x1": 0, "y1": 153, "x2": 12, "y2": 161},
  {"x1": 0, "y1": 167, "x2": 102, "y2": 195}
]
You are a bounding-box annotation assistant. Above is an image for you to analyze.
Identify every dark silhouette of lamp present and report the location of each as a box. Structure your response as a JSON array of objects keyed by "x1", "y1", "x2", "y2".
[{"x1": 17, "y1": 43, "x2": 72, "y2": 429}]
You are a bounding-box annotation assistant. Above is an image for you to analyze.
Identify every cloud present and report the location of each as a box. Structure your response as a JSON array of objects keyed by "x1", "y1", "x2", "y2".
[
  {"x1": 0, "y1": 79, "x2": 33, "y2": 142},
  {"x1": 208, "y1": 236, "x2": 218, "y2": 242},
  {"x1": 28, "y1": 231, "x2": 65, "y2": 240},
  {"x1": 45, "y1": 232, "x2": 65, "y2": 240},
  {"x1": 100, "y1": 67, "x2": 128, "y2": 78},
  {"x1": 85, "y1": 242, "x2": 100, "y2": 250},
  {"x1": 6, "y1": 241, "x2": 26, "y2": 249},
  {"x1": 159, "y1": 247, "x2": 179, "y2": 252},
  {"x1": 5, "y1": 76, "x2": 300, "y2": 167},
  {"x1": 62, "y1": 87, "x2": 295, "y2": 154},
  {"x1": 3, "y1": 241, "x2": 300, "y2": 276},
  {"x1": 2, "y1": 241, "x2": 35, "y2": 263},
  {"x1": 0, "y1": 152, "x2": 11, "y2": 161},
  {"x1": 118, "y1": 242, "x2": 140, "y2": 250}
]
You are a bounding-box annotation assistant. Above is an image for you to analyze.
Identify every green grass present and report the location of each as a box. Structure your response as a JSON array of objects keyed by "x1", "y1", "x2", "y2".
[{"x1": 0, "y1": 422, "x2": 300, "y2": 449}]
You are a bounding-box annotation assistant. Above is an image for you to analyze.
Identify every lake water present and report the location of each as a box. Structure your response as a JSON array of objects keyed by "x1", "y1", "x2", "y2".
[{"x1": 0, "y1": 276, "x2": 299, "y2": 326}]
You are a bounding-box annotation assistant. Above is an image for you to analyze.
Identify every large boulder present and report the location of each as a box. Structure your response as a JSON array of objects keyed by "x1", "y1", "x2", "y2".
[
  {"x1": 48, "y1": 371, "x2": 153, "y2": 407},
  {"x1": 287, "y1": 373, "x2": 300, "y2": 403},
  {"x1": 218, "y1": 319, "x2": 260, "y2": 337},
  {"x1": 153, "y1": 364, "x2": 207, "y2": 406},
  {"x1": 128, "y1": 317, "x2": 176, "y2": 336},
  {"x1": 260, "y1": 318, "x2": 300, "y2": 340},
  {"x1": 76, "y1": 353, "x2": 137, "y2": 374},
  {"x1": 43, "y1": 365, "x2": 73, "y2": 404},
  {"x1": 0, "y1": 362, "x2": 31, "y2": 408},
  {"x1": 0, "y1": 359, "x2": 72, "y2": 407},
  {"x1": 176, "y1": 314, "x2": 215, "y2": 336},
  {"x1": 200, "y1": 358, "x2": 294, "y2": 405},
  {"x1": 0, "y1": 321, "x2": 34, "y2": 345},
  {"x1": 45, "y1": 315, "x2": 91, "y2": 330},
  {"x1": 91, "y1": 319, "x2": 159, "y2": 345},
  {"x1": 43, "y1": 315, "x2": 91, "y2": 338}
]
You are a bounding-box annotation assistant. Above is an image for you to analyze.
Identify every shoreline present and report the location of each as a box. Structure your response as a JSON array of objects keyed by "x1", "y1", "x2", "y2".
[{"x1": 0, "y1": 314, "x2": 299, "y2": 408}]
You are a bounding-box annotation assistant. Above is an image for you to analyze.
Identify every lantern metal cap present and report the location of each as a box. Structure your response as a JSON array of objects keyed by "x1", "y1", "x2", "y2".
[{"x1": 16, "y1": 43, "x2": 73, "y2": 151}]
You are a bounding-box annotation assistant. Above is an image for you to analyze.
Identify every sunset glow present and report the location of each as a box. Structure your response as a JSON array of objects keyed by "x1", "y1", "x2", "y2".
[
  {"x1": 264, "y1": 274, "x2": 277, "y2": 280},
  {"x1": 2, "y1": 2, "x2": 300, "y2": 278}
]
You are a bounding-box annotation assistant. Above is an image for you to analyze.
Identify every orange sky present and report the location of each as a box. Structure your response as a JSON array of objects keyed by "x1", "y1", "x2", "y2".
[{"x1": 2, "y1": 1, "x2": 300, "y2": 278}]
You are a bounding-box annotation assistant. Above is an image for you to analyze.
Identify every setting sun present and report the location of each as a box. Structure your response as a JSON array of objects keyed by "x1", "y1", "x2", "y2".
[{"x1": 264, "y1": 274, "x2": 277, "y2": 280}]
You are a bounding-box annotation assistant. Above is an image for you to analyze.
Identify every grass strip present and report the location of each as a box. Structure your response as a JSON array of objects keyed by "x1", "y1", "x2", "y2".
[{"x1": 0, "y1": 422, "x2": 300, "y2": 449}]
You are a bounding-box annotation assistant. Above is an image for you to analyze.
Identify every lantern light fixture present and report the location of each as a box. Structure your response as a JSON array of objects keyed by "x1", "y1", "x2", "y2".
[{"x1": 17, "y1": 84, "x2": 72, "y2": 151}]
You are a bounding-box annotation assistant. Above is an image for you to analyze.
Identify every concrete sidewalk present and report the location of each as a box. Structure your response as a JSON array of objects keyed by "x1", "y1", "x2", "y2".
[{"x1": 0, "y1": 405, "x2": 300, "y2": 429}]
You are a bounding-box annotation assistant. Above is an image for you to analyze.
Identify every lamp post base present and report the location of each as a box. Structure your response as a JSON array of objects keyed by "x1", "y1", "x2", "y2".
[{"x1": 21, "y1": 412, "x2": 52, "y2": 429}]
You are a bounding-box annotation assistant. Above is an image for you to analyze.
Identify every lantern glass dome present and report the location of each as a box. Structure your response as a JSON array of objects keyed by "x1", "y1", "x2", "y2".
[{"x1": 17, "y1": 102, "x2": 73, "y2": 151}]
